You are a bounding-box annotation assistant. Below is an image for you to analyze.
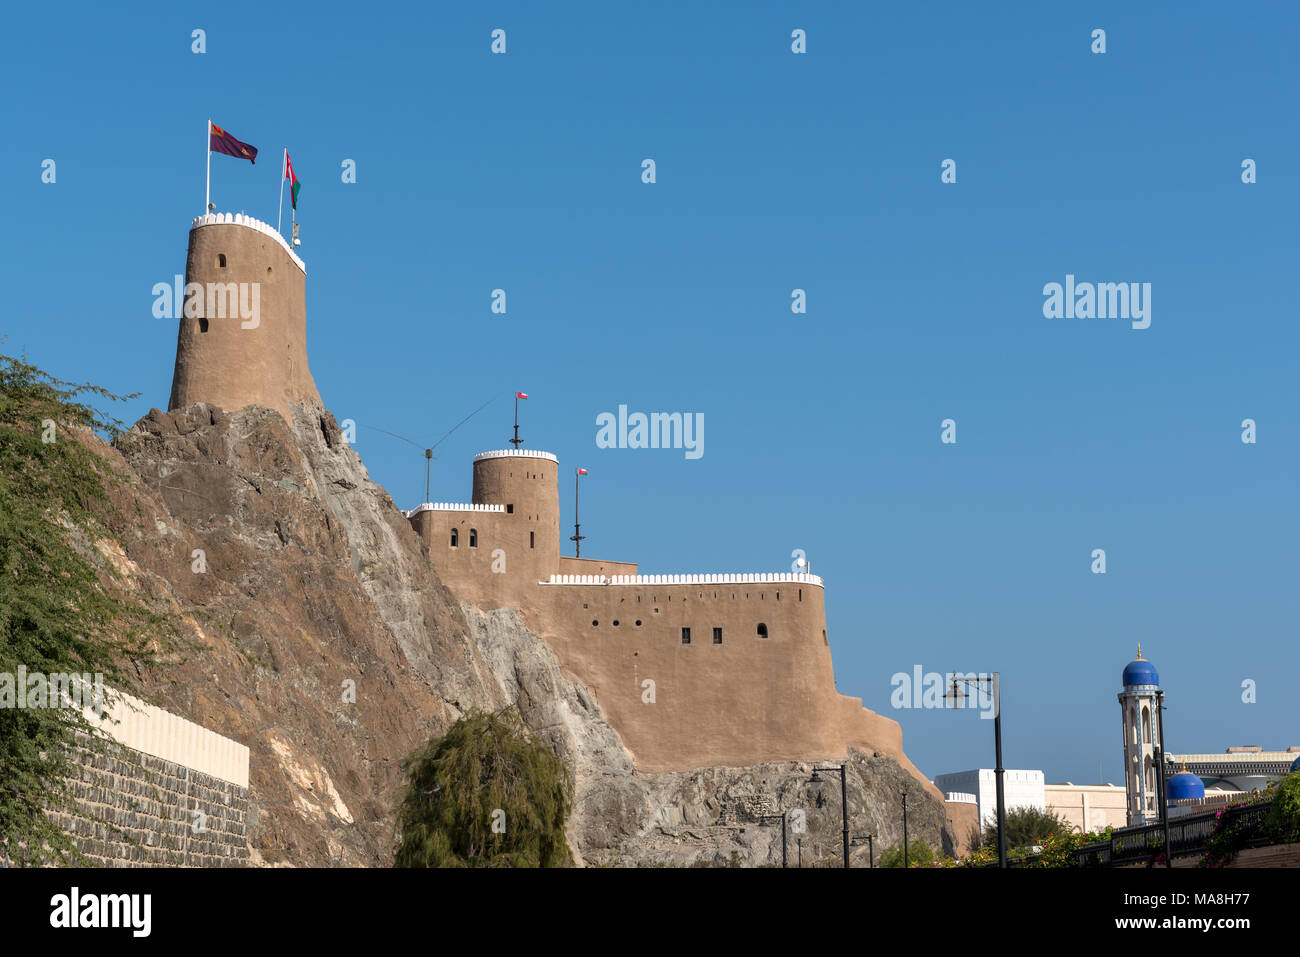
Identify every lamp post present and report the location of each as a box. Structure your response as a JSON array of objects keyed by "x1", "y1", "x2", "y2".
[
  {"x1": 810, "y1": 764, "x2": 850, "y2": 869},
  {"x1": 848, "y1": 835, "x2": 874, "y2": 867},
  {"x1": 902, "y1": 790, "x2": 909, "y2": 868},
  {"x1": 945, "y1": 672, "x2": 1007, "y2": 868},
  {"x1": 758, "y1": 813, "x2": 788, "y2": 868},
  {"x1": 1155, "y1": 689, "x2": 1172, "y2": 869}
]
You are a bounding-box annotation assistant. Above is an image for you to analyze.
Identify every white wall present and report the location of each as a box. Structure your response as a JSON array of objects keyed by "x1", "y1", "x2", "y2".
[
  {"x1": 82, "y1": 688, "x2": 250, "y2": 788},
  {"x1": 933, "y1": 769, "x2": 1045, "y2": 828}
]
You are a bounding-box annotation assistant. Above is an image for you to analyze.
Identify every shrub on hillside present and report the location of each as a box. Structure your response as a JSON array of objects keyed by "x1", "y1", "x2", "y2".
[{"x1": 394, "y1": 707, "x2": 572, "y2": 867}]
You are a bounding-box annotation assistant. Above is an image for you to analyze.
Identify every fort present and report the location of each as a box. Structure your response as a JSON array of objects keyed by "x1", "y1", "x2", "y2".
[{"x1": 166, "y1": 211, "x2": 940, "y2": 798}]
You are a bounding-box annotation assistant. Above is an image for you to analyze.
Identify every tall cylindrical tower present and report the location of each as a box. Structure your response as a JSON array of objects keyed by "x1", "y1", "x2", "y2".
[
  {"x1": 1118, "y1": 648, "x2": 1162, "y2": 826},
  {"x1": 471, "y1": 449, "x2": 561, "y2": 582},
  {"x1": 168, "y1": 213, "x2": 321, "y2": 423}
]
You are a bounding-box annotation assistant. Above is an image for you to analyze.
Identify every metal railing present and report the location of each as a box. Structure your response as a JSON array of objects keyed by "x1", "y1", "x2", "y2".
[{"x1": 1073, "y1": 799, "x2": 1274, "y2": 866}]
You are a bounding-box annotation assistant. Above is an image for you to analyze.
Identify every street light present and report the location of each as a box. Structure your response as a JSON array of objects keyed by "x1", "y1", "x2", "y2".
[
  {"x1": 850, "y1": 834, "x2": 875, "y2": 868},
  {"x1": 1155, "y1": 693, "x2": 1173, "y2": 868},
  {"x1": 945, "y1": 672, "x2": 1007, "y2": 868},
  {"x1": 757, "y1": 813, "x2": 788, "y2": 868},
  {"x1": 902, "y1": 790, "x2": 909, "y2": 868},
  {"x1": 810, "y1": 764, "x2": 850, "y2": 869}
]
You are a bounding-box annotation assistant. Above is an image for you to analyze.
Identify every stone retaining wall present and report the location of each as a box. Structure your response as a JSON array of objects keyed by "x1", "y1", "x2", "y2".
[{"x1": 49, "y1": 733, "x2": 249, "y2": 866}]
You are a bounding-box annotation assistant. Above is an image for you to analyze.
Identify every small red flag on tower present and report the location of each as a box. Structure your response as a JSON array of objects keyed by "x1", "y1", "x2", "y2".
[
  {"x1": 577, "y1": 468, "x2": 588, "y2": 475},
  {"x1": 516, "y1": 392, "x2": 528, "y2": 399},
  {"x1": 285, "y1": 152, "x2": 301, "y2": 209}
]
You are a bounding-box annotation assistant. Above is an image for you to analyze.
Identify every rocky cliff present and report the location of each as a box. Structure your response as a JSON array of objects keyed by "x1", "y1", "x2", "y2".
[{"x1": 79, "y1": 399, "x2": 952, "y2": 865}]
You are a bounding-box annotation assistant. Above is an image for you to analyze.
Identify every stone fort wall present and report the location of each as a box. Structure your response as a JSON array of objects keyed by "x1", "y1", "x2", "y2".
[{"x1": 408, "y1": 450, "x2": 939, "y2": 796}]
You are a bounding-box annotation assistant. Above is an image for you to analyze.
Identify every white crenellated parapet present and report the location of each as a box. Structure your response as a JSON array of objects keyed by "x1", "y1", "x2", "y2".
[
  {"x1": 403, "y1": 502, "x2": 506, "y2": 518},
  {"x1": 191, "y1": 211, "x2": 306, "y2": 274},
  {"x1": 540, "y1": 572, "x2": 824, "y2": 588},
  {"x1": 944, "y1": 792, "x2": 978, "y2": 805},
  {"x1": 81, "y1": 687, "x2": 249, "y2": 788},
  {"x1": 473, "y1": 449, "x2": 559, "y2": 464}
]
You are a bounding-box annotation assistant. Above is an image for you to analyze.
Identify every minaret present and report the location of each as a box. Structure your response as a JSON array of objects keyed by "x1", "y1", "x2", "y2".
[
  {"x1": 168, "y1": 212, "x2": 321, "y2": 424},
  {"x1": 1118, "y1": 646, "x2": 1162, "y2": 826}
]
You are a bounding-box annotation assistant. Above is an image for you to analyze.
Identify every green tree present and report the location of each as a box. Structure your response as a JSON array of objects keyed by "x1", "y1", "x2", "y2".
[
  {"x1": 394, "y1": 707, "x2": 572, "y2": 867},
  {"x1": 982, "y1": 805, "x2": 1072, "y2": 851},
  {"x1": 0, "y1": 354, "x2": 165, "y2": 865},
  {"x1": 879, "y1": 838, "x2": 935, "y2": 867},
  {"x1": 1266, "y1": 771, "x2": 1300, "y2": 844}
]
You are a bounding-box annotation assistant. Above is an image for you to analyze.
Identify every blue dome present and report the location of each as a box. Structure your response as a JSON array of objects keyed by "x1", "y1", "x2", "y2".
[
  {"x1": 1291, "y1": 755, "x2": 1300, "y2": 774},
  {"x1": 1167, "y1": 771, "x2": 1205, "y2": 804},
  {"x1": 1122, "y1": 656, "x2": 1159, "y2": 687}
]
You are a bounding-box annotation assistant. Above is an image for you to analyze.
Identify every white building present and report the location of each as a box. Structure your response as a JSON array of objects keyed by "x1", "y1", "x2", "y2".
[
  {"x1": 1043, "y1": 783, "x2": 1128, "y2": 833},
  {"x1": 932, "y1": 769, "x2": 1045, "y2": 828}
]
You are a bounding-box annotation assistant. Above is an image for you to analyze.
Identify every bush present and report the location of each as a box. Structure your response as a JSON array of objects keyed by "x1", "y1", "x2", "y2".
[
  {"x1": 394, "y1": 707, "x2": 572, "y2": 867},
  {"x1": 879, "y1": 838, "x2": 935, "y2": 867},
  {"x1": 982, "y1": 805, "x2": 1073, "y2": 851},
  {"x1": 0, "y1": 354, "x2": 166, "y2": 865},
  {"x1": 1266, "y1": 771, "x2": 1300, "y2": 844}
]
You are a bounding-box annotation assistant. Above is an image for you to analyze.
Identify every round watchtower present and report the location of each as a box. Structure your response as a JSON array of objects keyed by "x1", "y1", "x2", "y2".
[
  {"x1": 472, "y1": 449, "x2": 561, "y2": 578},
  {"x1": 168, "y1": 213, "x2": 321, "y2": 424}
]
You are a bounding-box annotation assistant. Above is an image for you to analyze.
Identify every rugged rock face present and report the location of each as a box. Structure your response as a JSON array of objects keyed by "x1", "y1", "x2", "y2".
[
  {"x1": 463, "y1": 606, "x2": 953, "y2": 866},
  {"x1": 98, "y1": 401, "x2": 507, "y2": 865},
  {"x1": 80, "y1": 400, "x2": 952, "y2": 866}
]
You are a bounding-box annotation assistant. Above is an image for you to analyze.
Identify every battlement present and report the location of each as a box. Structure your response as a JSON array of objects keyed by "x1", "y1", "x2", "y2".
[
  {"x1": 191, "y1": 212, "x2": 305, "y2": 273},
  {"x1": 473, "y1": 449, "x2": 559, "y2": 463},
  {"x1": 403, "y1": 502, "x2": 506, "y2": 518},
  {"x1": 541, "y1": 572, "x2": 825, "y2": 587}
]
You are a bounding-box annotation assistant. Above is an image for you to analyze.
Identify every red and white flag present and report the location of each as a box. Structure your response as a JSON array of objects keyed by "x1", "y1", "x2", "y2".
[
  {"x1": 577, "y1": 468, "x2": 588, "y2": 475},
  {"x1": 516, "y1": 392, "x2": 528, "y2": 399}
]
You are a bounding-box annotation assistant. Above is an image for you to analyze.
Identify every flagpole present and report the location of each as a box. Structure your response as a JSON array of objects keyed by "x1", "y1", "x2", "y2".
[
  {"x1": 277, "y1": 147, "x2": 286, "y2": 235},
  {"x1": 205, "y1": 119, "x2": 211, "y2": 212},
  {"x1": 570, "y1": 469, "x2": 585, "y2": 558}
]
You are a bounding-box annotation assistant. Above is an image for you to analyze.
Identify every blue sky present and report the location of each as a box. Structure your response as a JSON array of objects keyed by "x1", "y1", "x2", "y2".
[{"x1": 3, "y1": 1, "x2": 1297, "y2": 786}]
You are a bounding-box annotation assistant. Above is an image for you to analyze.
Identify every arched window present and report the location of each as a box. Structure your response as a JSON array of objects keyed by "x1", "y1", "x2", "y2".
[
  {"x1": 217, "y1": 254, "x2": 227, "y2": 267},
  {"x1": 530, "y1": 531, "x2": 535, "y2": 549},
  {"x1": 1141, "y1": 705, "x2": 1151, "y2": 744},
  {"x1": 449, "y1": 528, "x2": 458, "y2": 547},
  {"x1": 469, "y1": 528, "x2": 478, "y2": 548},
  {"x1": 756, "y1": 623, "x2": 769, "y2": 639}
]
